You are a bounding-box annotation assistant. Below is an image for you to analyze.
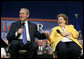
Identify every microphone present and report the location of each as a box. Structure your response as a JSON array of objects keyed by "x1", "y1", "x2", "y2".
[
  {"x1": 56, "y1": 29, "x2": 67, "y2": 37},
  {"x1": 21, "y1": 21, "x2": 24, "y2": 28},
  {"x1": 56, "y1": 29, "x2": 61, "y2": 34}
]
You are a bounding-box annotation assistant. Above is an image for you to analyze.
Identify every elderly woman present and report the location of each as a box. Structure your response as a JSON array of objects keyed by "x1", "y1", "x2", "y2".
[{"x1": 47, "y1": 14, "x2": 82, "y2": 58}]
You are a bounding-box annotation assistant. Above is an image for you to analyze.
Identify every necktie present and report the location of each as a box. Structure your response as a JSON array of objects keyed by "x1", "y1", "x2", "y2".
[{"x1": 22, "y1": 25, "x2": 27, "y2": 44}]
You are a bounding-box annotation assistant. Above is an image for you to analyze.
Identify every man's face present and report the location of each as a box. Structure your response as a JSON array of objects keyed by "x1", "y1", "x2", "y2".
[{"x1": 19, "y1": 9, "x2": 29, "y2": 21}]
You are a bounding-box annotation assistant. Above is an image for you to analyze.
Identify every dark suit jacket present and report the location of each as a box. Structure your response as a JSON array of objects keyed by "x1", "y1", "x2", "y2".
[
  {"x1": 1, "y1": 38, "x2": 8, "y2": 47},
  {"x1": 7, "y1": 21, "x2": 46, "y2": 43}
]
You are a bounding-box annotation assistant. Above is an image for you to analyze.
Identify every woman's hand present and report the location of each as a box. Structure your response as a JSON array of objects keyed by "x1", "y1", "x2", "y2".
[
  {"x1": 61, "y1": 32, "x2": 73, "y2": 37},
  {"x1": 61, "y1": 32, "x2": 68, "y2": 37}
]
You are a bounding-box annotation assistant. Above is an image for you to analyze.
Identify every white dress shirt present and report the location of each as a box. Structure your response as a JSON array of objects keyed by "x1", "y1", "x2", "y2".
[
  {"x1": 15, "y1": 21, "x2": 31, "y2": 42},
  {"x1": 61, "y1": 27, "x2": 72, "y2": 42}
]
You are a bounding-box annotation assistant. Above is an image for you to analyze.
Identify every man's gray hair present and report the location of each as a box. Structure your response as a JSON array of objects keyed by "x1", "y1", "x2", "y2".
[{"x1": 20, "y1": 8, "x2": 30, "y2": 15}]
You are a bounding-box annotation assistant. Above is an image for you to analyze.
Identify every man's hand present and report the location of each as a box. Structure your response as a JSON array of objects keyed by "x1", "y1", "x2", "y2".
[
  {"x1": 44, "y1": 30, "x2": 50, "y2": 38},
  {"x1": 44, "y1": 30, "x2": 51, "y2": 42},
  {"x1": 17, "y1": 28, "x2": 23, "y2": 35}
]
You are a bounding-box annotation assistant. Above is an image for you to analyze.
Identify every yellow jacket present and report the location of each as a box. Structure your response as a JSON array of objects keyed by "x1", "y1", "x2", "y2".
[{"x1": 49, "y1": 25, "x2": 82, "y2": 52}]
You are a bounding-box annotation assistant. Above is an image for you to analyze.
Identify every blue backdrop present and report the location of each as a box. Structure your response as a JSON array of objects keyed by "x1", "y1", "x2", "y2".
[{"x1": 1, "y1": 1, "x2": 83, "y2": 39}]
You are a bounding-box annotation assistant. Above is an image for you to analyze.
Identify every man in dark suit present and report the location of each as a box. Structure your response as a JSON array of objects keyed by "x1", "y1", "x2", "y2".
[{"x1": 7, "y1": 8, "x2": 49, "y2": 58}]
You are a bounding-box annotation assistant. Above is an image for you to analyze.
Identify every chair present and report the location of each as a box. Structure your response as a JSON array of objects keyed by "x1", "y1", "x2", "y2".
[{"x1": 18, "y1": 50, "x2": 28, "y2": 58}]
